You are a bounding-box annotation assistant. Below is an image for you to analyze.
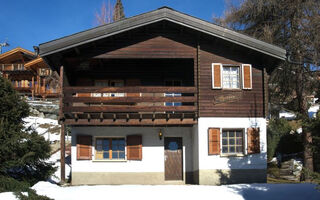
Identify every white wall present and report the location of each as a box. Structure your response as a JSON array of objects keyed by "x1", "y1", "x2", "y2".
[
  {"x1": 71, "y1": 127, "x2": 193, "y2": 173},
  {"x1": 197, "y1": 117, "x2": 267, "y2": 170}
]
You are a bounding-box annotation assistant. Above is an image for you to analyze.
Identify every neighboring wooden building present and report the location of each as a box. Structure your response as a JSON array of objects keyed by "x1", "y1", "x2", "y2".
[
  {"x1": 0, "y1": 47, "x2": 59, "y2": 99},
  {"x1": 39, "y1": 7, "x2": 286, "y2": 185}
]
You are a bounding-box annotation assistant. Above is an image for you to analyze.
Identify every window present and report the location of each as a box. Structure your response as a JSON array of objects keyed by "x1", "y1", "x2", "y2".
[
  {"x1": 95, "y1": 138, "x2": 125, "y2": 160},
  {"x1": 165, "y1": 80, "x2": 182, "y2": 107},
  {"x1": 212, "y1": 63, "x2": 252, "y2": 90},
  {"x1": 222, "y1": 66, "x2": 240, "y2": 89},
  {"x1": 221, "y1": 129, "x2": 244, "y2": 154},
  {"x1": 93, "y1": 80, "x2": 125, "y2": 97}
]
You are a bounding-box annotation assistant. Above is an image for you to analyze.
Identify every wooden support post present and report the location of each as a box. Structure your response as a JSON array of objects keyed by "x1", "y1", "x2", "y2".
[
  {"x1": 59, "y1": 66, "x2": 65, "y2": 183},
  {"x1": 60, "y1": 123, "x2": 65, "y2": 183},
  {"x1": 31, "y1": 76, "x2": 34, "y2": 100},
  {"x1": 74, "y1": 113, "x2": 79, "y2": 122},
  {"x1": 100, "y1": 112, "x2": 103, "y2": 122},
  {"x1": 139, "y1": 113, "x2": 142, "y2": 122}
]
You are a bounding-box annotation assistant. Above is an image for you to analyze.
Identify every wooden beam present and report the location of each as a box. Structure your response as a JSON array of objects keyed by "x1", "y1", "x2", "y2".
[
  {"x1": 63, "y1": 105, "x2": 197, "y2": 113},
  {"x1": 65, "y1": 96, "x2": 196, "y2": 103},
  {"x1": 64, "y1": 118, "x2": 197, "y2": 126},
  {"x1": 59, "y1": 66, "x2": 65, "y2": 184},
  {"x1": 64, "y1": 86, "x2": 196, "y2": 93},
  {"x1": 60, "y1": 123, "x2": 65, "y2": 183}
]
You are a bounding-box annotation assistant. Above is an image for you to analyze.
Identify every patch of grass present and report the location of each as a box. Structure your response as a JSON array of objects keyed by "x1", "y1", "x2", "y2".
[
  {"x1": 267, "y1": 177, "x2": 299, "y2": 184},
  {"x1": 288, "y1": 120, "x2": 302, "y2": 131},
  {"x1": 48, "y1": 125, "x2": 60, "y2": 134},
  {"x1": 38, "y1": 124, "x2": 52, "y2": 129},
  {"x1": 267, "y1": 162, "x2": 280, "y2": 178}
]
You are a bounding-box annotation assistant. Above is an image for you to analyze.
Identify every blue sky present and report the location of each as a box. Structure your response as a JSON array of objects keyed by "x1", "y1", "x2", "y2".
[{"x1": 0, "y1": 0, "x2": 226, "y2": 52}]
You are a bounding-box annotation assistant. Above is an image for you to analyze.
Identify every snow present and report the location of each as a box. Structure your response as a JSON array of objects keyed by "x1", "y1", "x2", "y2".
[
  {"x1": 23, "y1": 116, "x2": 70, "y2": 142},
  {"x1": 0, "y1": 192, "x2": 17, "y2": 200},
  {"x1": 279, "y1": 110, "x2": 296, "y2": 120},
  {"x1": 48, "y1": 151, "x2": 71, "y2": 183},
  {"x1": 309, "y1": 105, "x2": 320, "y2": 118},
  {"x1": 279, "y1": 104, "x2": 319, "y2": 119},
  {"x1": 2, "y1": 182, "x2": 318, "y2": 200},
  {"x1": 3, "y1": 182, "x2": 319, "y2": 200}
]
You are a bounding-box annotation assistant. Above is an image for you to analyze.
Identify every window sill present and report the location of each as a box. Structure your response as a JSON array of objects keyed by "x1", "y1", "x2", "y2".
[
  {"x1": 221, "y1": 88, "x2": 242, "y2": 91},
  {"x1": 93, "y1": 159, "x2": 127, "y2": 162},
  {"x1": 220, "y1": 153, "x2": 245, "y2": 157}
]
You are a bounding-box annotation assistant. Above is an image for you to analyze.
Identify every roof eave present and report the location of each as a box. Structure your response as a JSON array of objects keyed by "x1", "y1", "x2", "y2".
[{"x1": 39, "y1": 8, "x2": 286, "y2": 61}]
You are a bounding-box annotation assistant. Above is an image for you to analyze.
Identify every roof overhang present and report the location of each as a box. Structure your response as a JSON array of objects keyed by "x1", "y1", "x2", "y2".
[
  {"x1": 0, "y1": 47, "x2": 35, "y2": 61},
  {"x1": 39, "y1": 7, "x2": 286, "y2": 61}
]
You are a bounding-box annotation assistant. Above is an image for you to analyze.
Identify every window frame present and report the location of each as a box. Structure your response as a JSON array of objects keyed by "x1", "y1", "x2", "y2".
[
  {"x1": 220, "y1": 128, "x2": 245, "y2": 156},
  {"x1": 93, "y1": 136, "x2": 127, "y2": 161}
]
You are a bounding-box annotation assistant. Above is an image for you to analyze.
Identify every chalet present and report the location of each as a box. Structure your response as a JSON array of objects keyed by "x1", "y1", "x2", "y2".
[
  {"x1": 39, "y1": 7, "x2": 286, "y2": 185},
  {"x1": 0, "y1": 48, "x2": 36, "y2": 96},
  {"x1": 0, "y1": 47, "x2": 60, "y2": 99}
]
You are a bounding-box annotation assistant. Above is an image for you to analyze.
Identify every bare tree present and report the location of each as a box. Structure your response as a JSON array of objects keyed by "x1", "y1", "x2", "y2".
[
  {"x1": 95, "y1": 0, "x2": 114, "y2": 25},
  {"x1": 215, "y1": 0, "x2": 320, "y2": 177}
]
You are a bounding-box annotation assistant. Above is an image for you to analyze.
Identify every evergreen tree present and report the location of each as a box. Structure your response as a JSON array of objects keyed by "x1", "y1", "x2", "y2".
[
  {"x1": 113, "y1": 0, "x2": 125, "y2": 22},
  {"x1": 0, "y1": 76, "x2": 55, "y2": 185},
  {"x1": 215, "y1": 0, "x2": 320, "y2": 177}
]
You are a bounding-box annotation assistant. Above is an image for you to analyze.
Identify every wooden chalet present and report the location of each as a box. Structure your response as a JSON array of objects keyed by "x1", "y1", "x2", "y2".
[
  {"x1": 0, "y1": 47, "x2": 36, "y2": 96},
  {"x1": 0, "y1": 47, "x2": 60, "y2": 99},
  {"x1": 39, "y1": 7, "x2": 286, "y2": 185}
]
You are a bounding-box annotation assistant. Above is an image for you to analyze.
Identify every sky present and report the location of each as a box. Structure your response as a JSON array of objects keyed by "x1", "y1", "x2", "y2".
[{"x1": 0, "y1": 0, "x2": 227, "y2": 53}]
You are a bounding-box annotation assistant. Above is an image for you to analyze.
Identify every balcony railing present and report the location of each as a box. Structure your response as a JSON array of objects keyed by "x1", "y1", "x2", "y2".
[
  {"x1": 62, "y1": 86, "x2": 197, "y2": 125},
  {"x1": 1, "y1": 64, "x2": 25, "y2": 71}
]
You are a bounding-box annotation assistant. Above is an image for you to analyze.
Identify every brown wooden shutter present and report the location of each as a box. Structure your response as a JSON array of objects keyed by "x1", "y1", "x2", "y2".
[
  {"x1": 127, "y1": 135, "x2": 142, "y2": 160},
  {"x1": 208, "y1": 128, "x2": 220, "y2": 155},
  {"x1": 242, "y1": 64, "x2": 252, "y2": 89},
  {"x1": 77, "y1": 135, "x2": 92, "y2": 160},
  {"x1": 247, "y1": 128, "x2": 260, "y2": 154},
  {"x1": 212, "y1": 63, "x2": 222, "y2": 89}
]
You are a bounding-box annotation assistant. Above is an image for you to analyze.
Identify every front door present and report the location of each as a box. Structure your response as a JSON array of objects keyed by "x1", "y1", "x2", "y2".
[{"x1": 164, "y1": 137, "x2": 183, "y2": 180}]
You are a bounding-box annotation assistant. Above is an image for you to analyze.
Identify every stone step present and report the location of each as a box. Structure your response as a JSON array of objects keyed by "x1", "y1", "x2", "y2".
[{"x1": 280, "y1": 175, "x2": 300, "y2": 181}]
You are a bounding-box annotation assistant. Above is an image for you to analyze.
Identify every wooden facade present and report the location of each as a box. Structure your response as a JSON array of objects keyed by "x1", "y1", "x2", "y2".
[
  {"x1": 0, "y1": 48, "x2": 60, "y2": 99},
  {"x1": 43, "y1": 21, "x2": 282, "y2": 126}
]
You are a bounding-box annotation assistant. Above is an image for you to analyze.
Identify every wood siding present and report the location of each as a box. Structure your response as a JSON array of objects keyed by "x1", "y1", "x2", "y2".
[
  {"x1": 60, "y1": 22, "x2": 267, "y2": 119},
  {"x1": 198, "y1": 41, "x2": 265, "y2": 118}
]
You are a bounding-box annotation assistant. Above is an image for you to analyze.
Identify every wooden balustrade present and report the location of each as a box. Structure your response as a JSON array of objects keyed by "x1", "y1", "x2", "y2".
[
  {"x1": 62, "y1": 86, "x2": 197, "y2": 125},
  {"x1": 1, "y1": 64, "x2": 24, "y2": 71}
]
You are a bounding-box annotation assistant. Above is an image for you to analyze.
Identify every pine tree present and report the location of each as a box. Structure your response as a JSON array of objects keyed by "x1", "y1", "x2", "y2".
[
  {"x1": 113, "y1": 0, "x2": 125, "y2": 22},
  {"x1": 0, "y1": 76, "x2": 55, "y2": 185},
  {"x1": 215, "y1": 0, "x2": 320, "y2": 177}
]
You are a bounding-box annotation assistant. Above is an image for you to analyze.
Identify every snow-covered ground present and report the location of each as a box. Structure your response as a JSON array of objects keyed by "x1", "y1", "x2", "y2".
[
  {"x1": 279, "y1": 104, "x2": 320, "y2": 119},
  {"x1": 1, "y1": 182, "x2": 319, "y2": 200},
  {"x1": 23, "y1": 116, "x2": 61, "y2": 142},
  {"x1": 48, "y1": 151, "x2": 71, "y2": 183}
]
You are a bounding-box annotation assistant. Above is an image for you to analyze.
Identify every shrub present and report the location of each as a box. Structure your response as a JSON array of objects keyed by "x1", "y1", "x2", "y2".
[{"x1": 267, "y1": 118, "x2": 292, "y2": 160}]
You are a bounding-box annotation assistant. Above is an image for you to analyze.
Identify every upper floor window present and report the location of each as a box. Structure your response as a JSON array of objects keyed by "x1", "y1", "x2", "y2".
[
  {"x1": 212, "y1": 63, "x2": 252, "y2": 90},
  {"x1": 222, "y1": 66, "x2": 240, "y2": 89}
]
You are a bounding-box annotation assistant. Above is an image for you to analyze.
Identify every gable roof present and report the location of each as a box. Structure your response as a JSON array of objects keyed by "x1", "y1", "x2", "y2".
[
  {"x1": 39, "y1": 7, "x2": 286, "y2": 60},
  {"x1": 0, "y1": 47, "x2": 35, "y2": 62},
  {"x1": 24, "y1": 57, "x2": 48, "y2": 71}
]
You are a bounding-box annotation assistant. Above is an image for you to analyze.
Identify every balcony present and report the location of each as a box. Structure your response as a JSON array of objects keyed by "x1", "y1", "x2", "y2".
[
  {"x1": 1, "y1": 64, "x2": 25, "y2": 71},
  {"x1": 62, "y1": 86, "x2": 197, "y2": 126}
]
